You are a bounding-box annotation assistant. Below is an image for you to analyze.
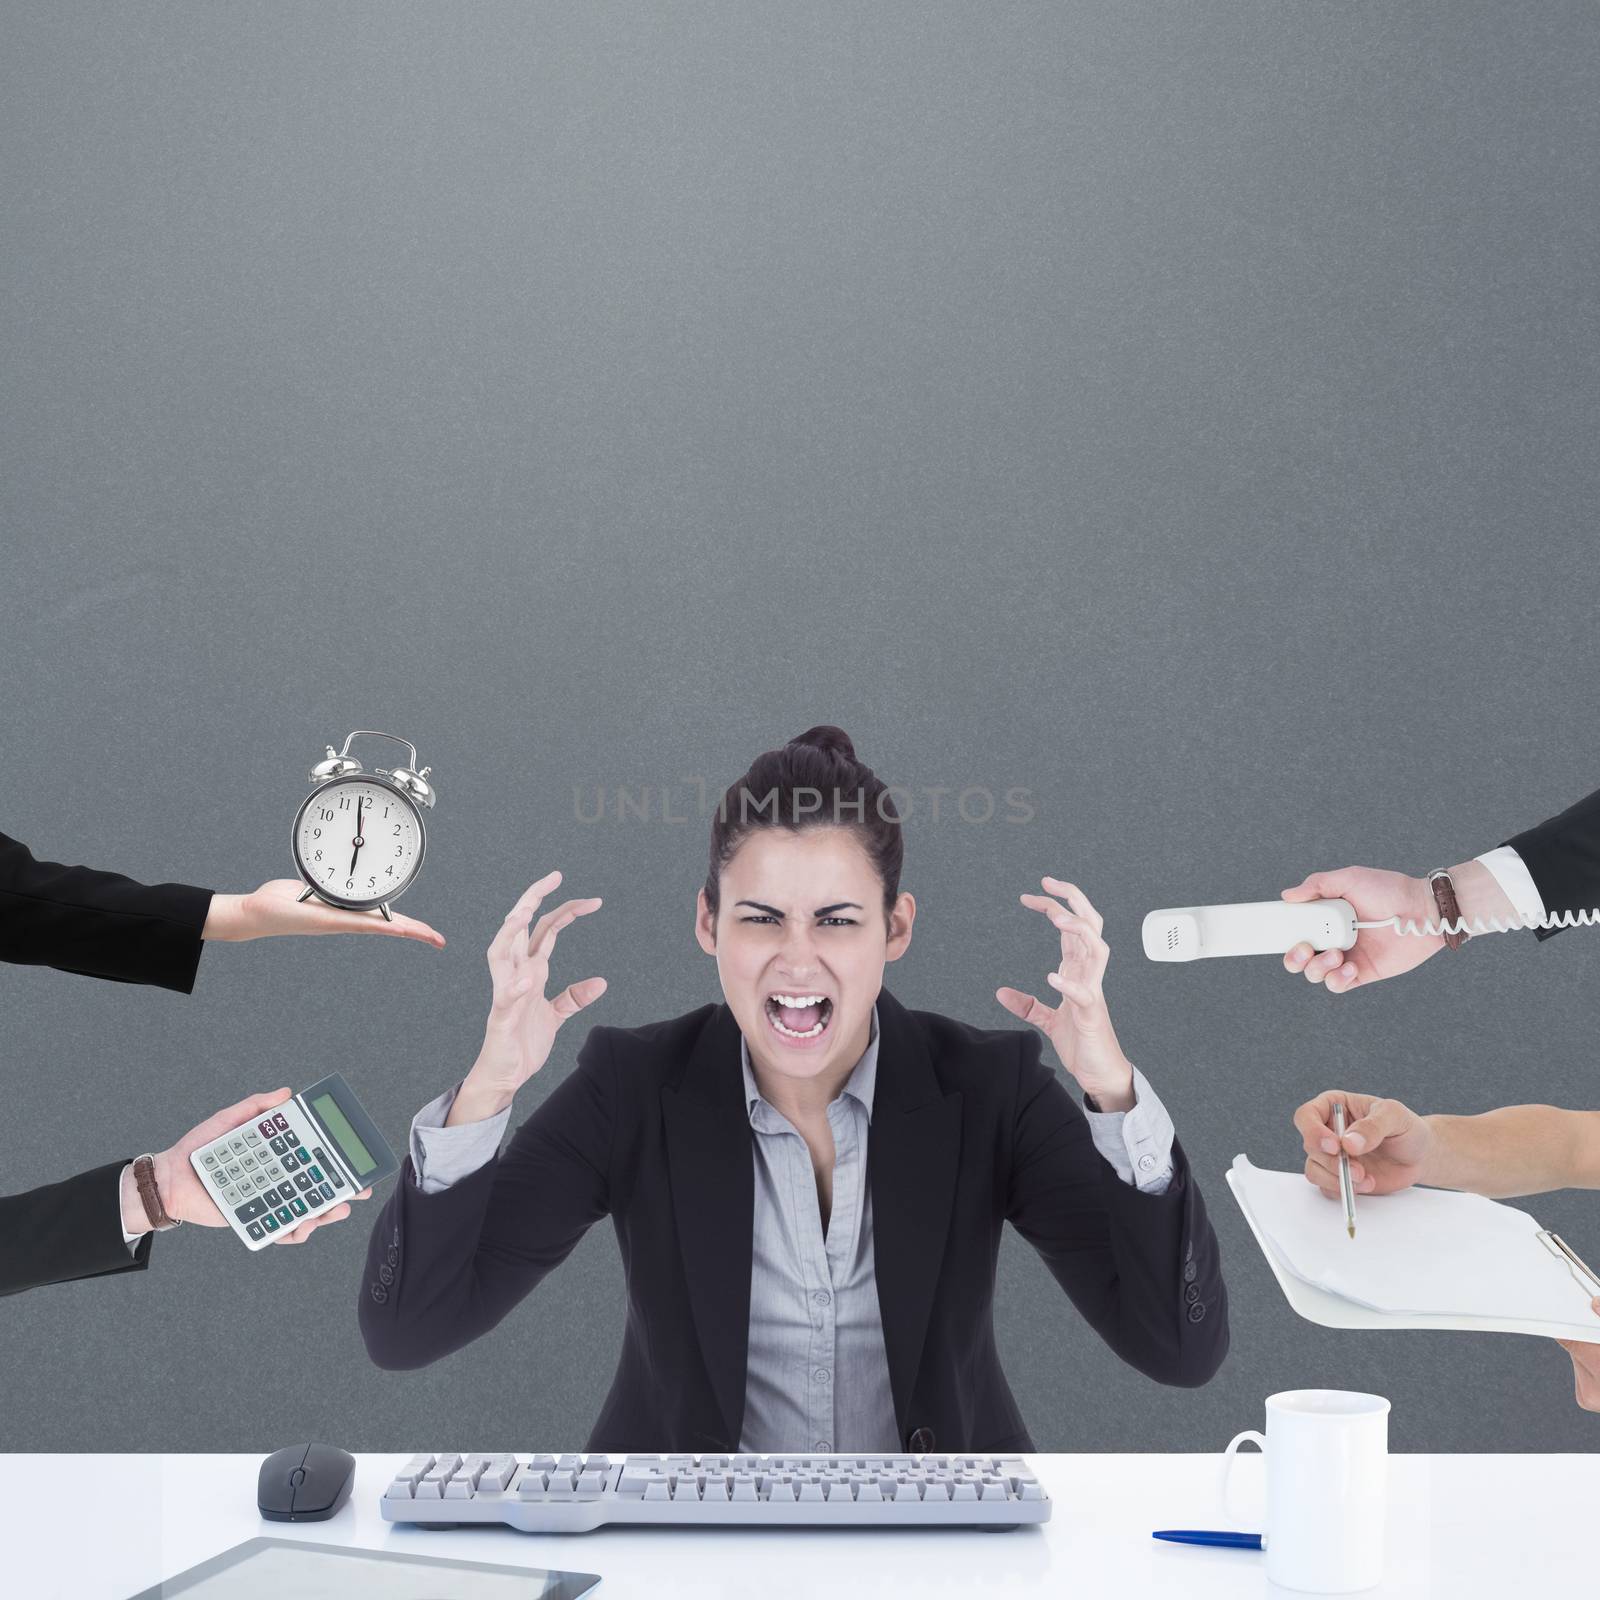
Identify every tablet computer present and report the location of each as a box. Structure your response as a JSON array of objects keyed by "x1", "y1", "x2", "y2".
[{"x1": 122, "y1": 1537, "x2": 601, "y2": 1599}]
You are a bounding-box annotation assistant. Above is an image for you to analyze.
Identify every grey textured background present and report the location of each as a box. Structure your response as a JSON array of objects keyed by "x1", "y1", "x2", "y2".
[{"x1": 2, "y1": 2, "x2": 1598, "y2": 1455}]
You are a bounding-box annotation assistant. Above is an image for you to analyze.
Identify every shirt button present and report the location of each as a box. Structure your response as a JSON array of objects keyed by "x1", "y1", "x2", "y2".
[
  {"x1": 379, "y1": 1264, "x2": 394, "y2": 1286},
  {"x1": 816, "y1": 1440, "x2": 832, "y2": 1452},
  {"x1": 370, "y1": 1284, "x2": 388, "y2": 1304},
  {"x1": 813, "y1": 1291, "x2": 831, "y2": 1306},
  {"x1": 1187, "y1": 1301, "x2": 1206, "y2": 1323},
  {"x1": 1183, "y1": 1261, "x2": 1198, "y2": 1284},
  {"x1": 1184, "y1": 1283, "x2": 1199, "y2": 1304},
  {"x1": 1137, "y1": 1153, "x2": 1156, "y2": 1172},
  {"x1": 814, "y1": 1368, "x2": 831, "y2": 1384}
]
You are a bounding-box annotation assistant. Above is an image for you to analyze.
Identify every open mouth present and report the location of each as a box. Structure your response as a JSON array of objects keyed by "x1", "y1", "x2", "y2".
[{"x1": 763, "y1": 992, "x2": 835, "y2": 1043}]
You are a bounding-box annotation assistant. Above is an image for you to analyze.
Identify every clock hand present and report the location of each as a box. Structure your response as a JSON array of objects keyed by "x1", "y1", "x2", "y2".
[{"x1": 350, "y1": 797, "x2": 363, "y2": 877}]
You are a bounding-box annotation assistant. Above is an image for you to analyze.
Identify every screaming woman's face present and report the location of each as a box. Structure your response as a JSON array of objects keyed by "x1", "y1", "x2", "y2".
[{"x1": 695, "y1": 825, "x2": 913, "y2": 1089}]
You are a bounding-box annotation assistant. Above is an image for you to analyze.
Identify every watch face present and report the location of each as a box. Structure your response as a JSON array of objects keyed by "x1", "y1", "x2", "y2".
[{"x1": 293, "y1": 778, "x2": 424, "y2": 907}]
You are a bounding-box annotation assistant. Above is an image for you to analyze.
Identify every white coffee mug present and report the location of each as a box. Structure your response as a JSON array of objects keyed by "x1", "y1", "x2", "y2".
[{"x1": 1221, "y1": 1389, "x2": 1390, "y2": 1593}]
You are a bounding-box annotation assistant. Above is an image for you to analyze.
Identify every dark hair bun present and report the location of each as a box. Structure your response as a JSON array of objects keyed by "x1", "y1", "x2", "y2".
[{"x1": 787, "y1": 724, "x2": 856, "y2": 761}]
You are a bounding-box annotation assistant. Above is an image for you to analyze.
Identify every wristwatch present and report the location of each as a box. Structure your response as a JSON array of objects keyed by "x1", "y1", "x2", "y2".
[
  {"x1": 132, "y1": 1153, "x2": 183, "y2": 1231},
  {"x1": 1426, "y1": 868, "x2": 1468, "y2": 951}
]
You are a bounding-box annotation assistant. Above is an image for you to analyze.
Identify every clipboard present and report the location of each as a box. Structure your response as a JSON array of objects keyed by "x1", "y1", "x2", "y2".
[{"x1": 1226, "y1": 1154, "x2": 1600, "y2": 1343}]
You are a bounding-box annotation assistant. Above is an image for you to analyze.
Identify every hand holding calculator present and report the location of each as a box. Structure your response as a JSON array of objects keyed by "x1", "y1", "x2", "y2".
[{"x1": 188, "y1": 1073, "x2": 398, "y2": 1250}]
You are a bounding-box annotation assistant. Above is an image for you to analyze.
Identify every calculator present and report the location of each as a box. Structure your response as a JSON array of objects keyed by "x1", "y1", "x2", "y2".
[{"x1": 189, "y1": 1072, "x2": 399, "y2": 1250}]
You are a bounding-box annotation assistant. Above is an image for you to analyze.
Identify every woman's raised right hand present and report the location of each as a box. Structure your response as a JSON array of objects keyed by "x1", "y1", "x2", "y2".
[{"x1": 448, "y1": 872, "x2": 607, "y2": 1125}]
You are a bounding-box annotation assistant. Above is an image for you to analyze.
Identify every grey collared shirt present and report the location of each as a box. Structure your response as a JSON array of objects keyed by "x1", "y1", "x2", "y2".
[
  {"x1": 407, "y1": 1006, "x2": 1178, "y2": 1449},
  {"x1": 736, "y1": 1002, "x2": 898, "y2": 1452}
]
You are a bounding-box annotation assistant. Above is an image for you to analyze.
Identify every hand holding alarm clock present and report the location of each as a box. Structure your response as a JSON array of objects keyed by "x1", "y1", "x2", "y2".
[{"x1": 202, "y1": 731, "x2": 446, "y2": 947}]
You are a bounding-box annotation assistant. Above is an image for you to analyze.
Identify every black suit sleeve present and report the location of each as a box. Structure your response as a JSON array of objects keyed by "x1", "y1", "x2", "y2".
[
  {"x1": 358, "y1": 1027, "x2": 617, "y2": 1371},
  {"x1": 0, "y1": 1159, "x2": 153, "y2": 1298},
  {"x1": 0, "y1": 831, "x2": 214, "y2": 990},
  {"x1": 1501, "y1": 786, "x2": 1600, "y2": 942},
  {"x1": 1003, "y1": 1033, "x2": 1228, "y2": 1387}
]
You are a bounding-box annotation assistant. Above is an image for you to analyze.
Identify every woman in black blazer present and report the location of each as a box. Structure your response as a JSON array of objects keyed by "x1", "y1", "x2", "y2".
[{"x1": 358, "y1": 727, "x2": 1229, "y2": 1453}]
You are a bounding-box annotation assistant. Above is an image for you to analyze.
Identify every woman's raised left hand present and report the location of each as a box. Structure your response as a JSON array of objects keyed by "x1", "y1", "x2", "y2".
[{"x1": 997, "y1": 877, "x2": 1136, "y2": 1112}]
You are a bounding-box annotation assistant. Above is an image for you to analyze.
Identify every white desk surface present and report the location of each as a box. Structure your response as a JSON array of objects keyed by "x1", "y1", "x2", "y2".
[{"x1": 2, "y1": 1452, "x2": 1592, "y2": 1599}]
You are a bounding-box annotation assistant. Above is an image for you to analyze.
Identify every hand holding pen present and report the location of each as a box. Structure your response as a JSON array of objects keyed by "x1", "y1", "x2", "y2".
[{"x1": 1292, "y1": 1091, "x2": 1433, "y2": 1200}]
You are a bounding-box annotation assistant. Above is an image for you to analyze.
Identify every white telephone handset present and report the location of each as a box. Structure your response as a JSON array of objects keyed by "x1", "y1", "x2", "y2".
[{"x1": 1142, "y1": 900, "x2": 1357, "y2": 962}]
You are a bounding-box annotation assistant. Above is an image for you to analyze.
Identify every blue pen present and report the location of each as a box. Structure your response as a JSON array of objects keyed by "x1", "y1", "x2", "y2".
[{"x1": 1151, "y1": 1529, "x2": 1263, "y2": 1550}]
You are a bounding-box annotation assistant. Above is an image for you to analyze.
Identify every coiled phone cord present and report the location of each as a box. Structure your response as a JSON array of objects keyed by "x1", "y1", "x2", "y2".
[{"x1": 1353, "y1": 906, "x2": 1600, "y2": 938}]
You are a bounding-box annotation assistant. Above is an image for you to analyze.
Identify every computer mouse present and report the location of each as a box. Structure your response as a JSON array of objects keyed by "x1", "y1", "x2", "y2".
[{"x1": 257, "y1": 1441, "x2": 356, "y2": 1522}]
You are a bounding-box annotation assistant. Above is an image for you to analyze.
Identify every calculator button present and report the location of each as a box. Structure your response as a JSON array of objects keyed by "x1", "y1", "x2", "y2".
[
  {"x1": 241, "y1": 1155, "x2": 257, "y2": 1169},
  {"x1": 201, "y1": 1153, "x2": 217, "y2": 1168},
  {"x1": 244, "y1": 1130, "x2": 261, "y2": 1145},
  {"x1": 267, "y1": 1163, "x2": 285, "y2": 1179},
  {"x1": 329, "y1": 1169, "x2": 346, "y2": 1189},
  {"x1": 274, "y1": 1207, "x2": 294, "y2": 1227},
  {"x1": 235, "y1": 1198, "x2": 268, "y2": 1222},
  {"x1": 284, "y1": 1131, "x2": 301, "y2": 1148},
  {"x1": 258, "y1": 1121, "x2": 274, "y2": 1137},
  {"x1": 229, "y1": 1137, "x2": 246, "y2": 1154},
  {"x1": 312, "y1": 1147, "x2": 330, "y2": 1167},
  {"x1": 307, "y1": 1165, "x2": 325, "y2": 1184},
  {"x1": 318, "y1": 1183, "x2": 335, "y2": 1202},
  {"x1": 305, "y1": 1191, "x2": 323, "y2": 1209},
  {"x1": 289, "y1": 1197, "x2": 308, "y2": 1218},
  {"x1": 283, "y1": 1153, "x2": 300, "y2": 1172},
  {"x1": 269, "y1": 1136, "x2": 287, "y2": 1155},
  {"x1": 226, "y1": 1164, "x2": 243, "y2": 1178},
  {"x1": 246, "y1": 1222, "x2": 265, "y2": 1241},
  {"x1": 272, "y1": 1114, "x2": 289, "y2": 1132},
  {"x1": 261, "y1": 1213, "x2": 279, "y2": 1232},
  {"x1": 294, "y1": 1173, "x2": 315, "y2": 1192}
]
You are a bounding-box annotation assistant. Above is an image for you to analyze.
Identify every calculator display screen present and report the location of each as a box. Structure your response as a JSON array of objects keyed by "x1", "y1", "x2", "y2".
[{"x1": 310, "y1": 1092, "x2": 378, "y2": 1176}]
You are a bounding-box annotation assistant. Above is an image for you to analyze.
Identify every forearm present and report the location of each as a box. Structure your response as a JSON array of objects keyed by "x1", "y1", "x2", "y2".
[
  {"x1": 1444, "y1": 858, "x2": 1517, "y2": 926},
  {"x1": 1422, "y1": 1106, "x2": 1600, "y2": 1198},
  {"x1": 445, "y1": 1075, "x2": 516, "y2": 1128}
]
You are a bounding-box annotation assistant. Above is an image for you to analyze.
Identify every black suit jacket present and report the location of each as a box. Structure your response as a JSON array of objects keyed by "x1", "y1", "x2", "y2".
[
  {"x1": 359, "y1": 985, "x2": 1229, "y2": 1453},
  {"x1": 1502, "y1": 787, "x2": 1600, "y2": 940},
  {"x1": 0, "y1": 1160, "x2": 152, "y2": 1298},
  {"x1": 0, "y1": 830, "x2": 213, "y2": 989}
]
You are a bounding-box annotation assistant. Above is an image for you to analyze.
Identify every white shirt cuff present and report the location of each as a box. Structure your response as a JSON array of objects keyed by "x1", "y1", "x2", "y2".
[
  {"x1": 119, "y1": 1164, "x2": 143, "y2": 1253},
  {"x1": 410, "y1": 1082, "x2": 511, "y2": 1194},
  {"x1": 1474, "y1": 845, "x2": 1545, "y2": 926},
  {"x1": 1083, "y1": 1065, "x2": 1176, "y2": 1195}
]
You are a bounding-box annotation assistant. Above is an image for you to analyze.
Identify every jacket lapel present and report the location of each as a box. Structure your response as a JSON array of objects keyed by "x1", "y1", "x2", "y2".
[
  {"x1": 661, "y1": 1001, "x2": 755, "y2": 1447},
  {"x1": 868, "y1": 986, "x2": 964, "y2": 1436}
]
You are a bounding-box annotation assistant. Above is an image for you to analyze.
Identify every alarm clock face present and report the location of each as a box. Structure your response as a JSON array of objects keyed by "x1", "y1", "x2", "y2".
[{"x1": 292, "y1": 777, "x2": 425, "y2": 909}]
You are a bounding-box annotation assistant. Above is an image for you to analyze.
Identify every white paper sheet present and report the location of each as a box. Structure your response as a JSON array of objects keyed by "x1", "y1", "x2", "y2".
[{"x1": 1228, "y1": 1157, "x2": 1600, "y2": 1329}]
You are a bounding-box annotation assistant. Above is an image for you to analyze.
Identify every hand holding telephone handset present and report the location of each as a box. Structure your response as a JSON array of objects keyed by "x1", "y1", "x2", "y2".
[
  {"x1": 445, "y1": 872, "x2": 609, "y2": 1129},
  {"x1": 1143, "y1": 862, "x2": 1600, "y2": 994}
]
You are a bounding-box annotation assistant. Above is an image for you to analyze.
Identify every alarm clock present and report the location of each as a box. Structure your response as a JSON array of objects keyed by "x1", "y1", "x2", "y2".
[{"x1": 291, "y1": 730, "x2": 437, "y2": 919}]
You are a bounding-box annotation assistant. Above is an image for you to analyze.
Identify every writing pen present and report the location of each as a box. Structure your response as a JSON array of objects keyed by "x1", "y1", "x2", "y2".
[
  {"x1": 1334, "y1": 1101, "x2": 1357, "y2": 1239},
  {"x1": 1151, "y1": 1529, "x2": 1263, "y2": 1550}
]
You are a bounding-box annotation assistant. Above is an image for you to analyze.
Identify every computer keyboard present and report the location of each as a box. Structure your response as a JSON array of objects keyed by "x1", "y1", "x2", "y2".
[{"x1": 381, "y1": 1452, "x2": 1052, "y2": 1532}]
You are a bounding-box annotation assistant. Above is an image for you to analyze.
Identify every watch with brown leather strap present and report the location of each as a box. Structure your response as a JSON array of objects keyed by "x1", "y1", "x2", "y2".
[
  {"x1": 1426, "y1": 868, "x2": 1468, "y2": 951},
  {"x1": 133, "y1": 1152, "x2": 183, "y2": 1231}
]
